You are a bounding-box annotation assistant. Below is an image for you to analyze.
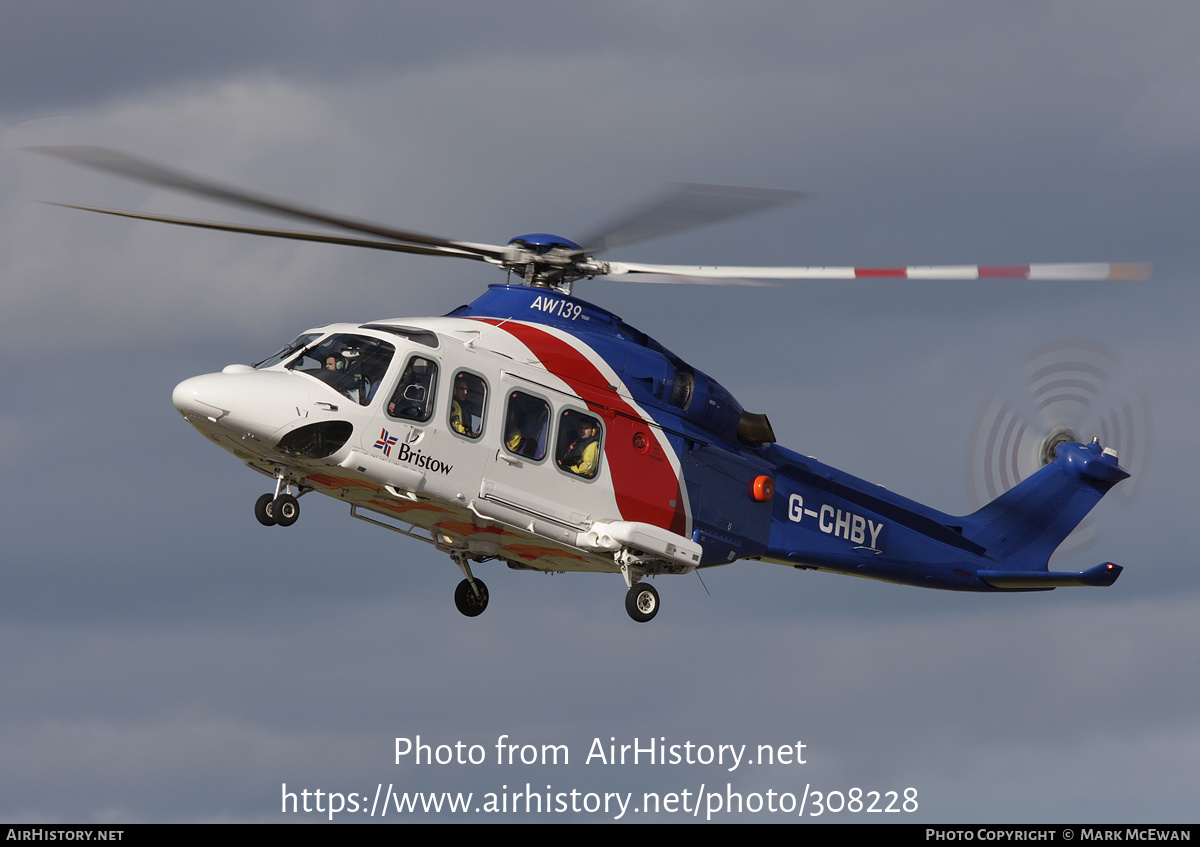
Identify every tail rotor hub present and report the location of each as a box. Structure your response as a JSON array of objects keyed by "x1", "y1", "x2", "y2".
[{"x1": 1039, "y1": 425, "x2": 1079, "y2": 467}]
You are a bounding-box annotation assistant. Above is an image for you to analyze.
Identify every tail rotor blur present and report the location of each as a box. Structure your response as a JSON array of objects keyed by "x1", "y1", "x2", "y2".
[{"x1": 966, "y1": 340, "x2": 1151, "y2": 553}]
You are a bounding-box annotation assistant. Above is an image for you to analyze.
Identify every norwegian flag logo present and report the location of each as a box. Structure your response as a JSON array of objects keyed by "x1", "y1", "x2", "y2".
[{"x1": 373, "y1": 428, "x2": 398, "y2": 457}]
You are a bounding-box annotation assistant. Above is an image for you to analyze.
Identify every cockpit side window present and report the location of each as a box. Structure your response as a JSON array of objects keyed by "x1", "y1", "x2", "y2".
[
  {"x1": 555, "y1": 409, "x2": 603, "y2": 479},
  {"x1": 387, "y1": 356, "x2": 439, "y2": 422},
  {"x1": 449, "y1": 371, "x2": 487, "y2": 439},
  {"x1": 503, "y1": 391, "x2": 550, "y2": 461},
  {"x1": 286, "y1": 334, "x2": 394, "y2": 406}
]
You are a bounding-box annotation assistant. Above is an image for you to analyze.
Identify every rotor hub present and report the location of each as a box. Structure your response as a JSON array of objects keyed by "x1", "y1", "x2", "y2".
[
  {"x1": 507, "y1": 233, "x2": 581, "y2": 254},
  {"x1": 504, "y1": 234, "x2": 594, "y2": 291}
]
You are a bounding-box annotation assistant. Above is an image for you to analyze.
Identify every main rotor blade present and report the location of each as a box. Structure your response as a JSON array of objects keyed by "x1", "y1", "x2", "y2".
[
  {"x1": 42, "y1": 202, "x2": 492, "y2": 260},
  {"x1": 577, "y1": 182, "x2": 804, "y2": 255},
  {"x1": 26, "y1": 145, "x2": 510, "y2": 261},
  {"x1": 603, "y1": 261, "x2": 1152, "y2": 281}
]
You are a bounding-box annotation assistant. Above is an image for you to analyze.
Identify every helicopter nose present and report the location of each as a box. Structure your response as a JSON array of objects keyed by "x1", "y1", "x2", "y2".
[
  {"x1": 172, "y1": 374, "x2": 228, "y2": 420},
  {"x1": 172, "y1": 367, "x2": 312, "y2": 439}
]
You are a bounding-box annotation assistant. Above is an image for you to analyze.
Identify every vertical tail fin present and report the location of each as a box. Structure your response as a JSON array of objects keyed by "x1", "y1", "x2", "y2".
[{"x1": 963, "y1": 439, "x2": 1129, "y2": 580}]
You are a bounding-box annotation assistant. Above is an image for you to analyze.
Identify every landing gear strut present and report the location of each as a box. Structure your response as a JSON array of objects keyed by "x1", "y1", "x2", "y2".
[
  {"x1": 617, "y1": 549, "x2": 660, "y2": 622},
  {"x1": 254, "y1": 472, "x2": 303, "y2": 527},
  {"x1": 454, "y1": 577, "x2": 490, "y2": 617},
  {"x1": 450, "y1": 552, "x2": 489, "y2": 617}
]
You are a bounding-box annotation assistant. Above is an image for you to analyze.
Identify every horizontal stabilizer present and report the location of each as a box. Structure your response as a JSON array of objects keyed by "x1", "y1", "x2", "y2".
[{"x1": 978, "y1": 562, "x2": 1122, "y2": 589}]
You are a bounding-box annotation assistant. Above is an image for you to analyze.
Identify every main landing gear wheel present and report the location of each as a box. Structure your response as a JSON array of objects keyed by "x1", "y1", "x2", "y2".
[
  {"x1": 454, "y1": 578, "x2": 489, "y2": 617},
  {"x1": 273, "y1": 493, "x2": 300, "y2": 527},
  {"x1": 625, "y1": 583, "x2": 659, "y2": 623},
  {"x1": 254, "y1": 493, "x2": 277, "y2": 527}
]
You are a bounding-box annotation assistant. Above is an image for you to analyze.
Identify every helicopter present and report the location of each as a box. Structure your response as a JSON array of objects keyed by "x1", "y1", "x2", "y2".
[{"x1": 33, "y1": 146, "x2": 1149, "y2": 622}]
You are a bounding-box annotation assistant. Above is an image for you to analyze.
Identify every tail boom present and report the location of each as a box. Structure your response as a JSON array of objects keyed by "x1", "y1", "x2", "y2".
[{"x1": 761, "y1": 438, "x2": 1129, "y2": 592}]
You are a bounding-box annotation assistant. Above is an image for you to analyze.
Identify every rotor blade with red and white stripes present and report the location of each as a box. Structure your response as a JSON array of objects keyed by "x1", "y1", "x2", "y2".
[{"x1": 602, "y1": 260, "x2": 1152, "y2": 282}]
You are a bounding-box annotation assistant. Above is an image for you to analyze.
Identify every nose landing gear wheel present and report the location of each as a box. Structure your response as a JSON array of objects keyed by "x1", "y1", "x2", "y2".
[
  {"x1": 454, "y1": 578, "x2": 489, "y2": 617},
  {"x1": 254, "y1": 493, "x2": 277, "y2": 526},
  {"x1": 274, "y1": 493, "x2": 300, "y2": 527},
  {"x1": 625, "y1": 583, "x2": 659, "y2": 623}
]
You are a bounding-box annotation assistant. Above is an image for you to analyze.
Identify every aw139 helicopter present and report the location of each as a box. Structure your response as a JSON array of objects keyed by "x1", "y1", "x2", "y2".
[{"x1": 35, "y1": 146, "x2": 1149, "y2": 622}]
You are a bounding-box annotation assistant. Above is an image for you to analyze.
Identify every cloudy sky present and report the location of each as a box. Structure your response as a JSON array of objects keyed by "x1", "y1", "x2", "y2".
[{"x1": 2, "y1": 1, "x2": 1197, "y2": 823}]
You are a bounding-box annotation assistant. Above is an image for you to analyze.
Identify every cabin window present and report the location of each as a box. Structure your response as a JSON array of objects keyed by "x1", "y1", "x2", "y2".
[
  {"x1": 387, "y1": 355, "x2": 439, "y2": 422},
  {"x1": 285, "y1": 333, "x2": 394, "y2": 406},
  {"x1": 503, "y1": 391, "x2": 550, "y2": 461},
  {"x1": 449, "y1": 371, "x2": 487, "y2": 439},
  {"x1": 555, "y1": 409, "x2": 603, "y2": 479}
]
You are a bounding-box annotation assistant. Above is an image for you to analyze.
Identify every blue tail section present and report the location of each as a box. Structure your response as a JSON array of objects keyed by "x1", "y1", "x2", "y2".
[{"x1": 962, "y1": 439, "x2": 1129, "y2": 584}]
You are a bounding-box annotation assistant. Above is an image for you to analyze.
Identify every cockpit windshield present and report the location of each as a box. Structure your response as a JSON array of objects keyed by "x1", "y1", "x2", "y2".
[
  {"x1": 253, "y1": 333, "x2": 322, "y2": 370},
  {"x1": 283, "y1": 333, "x2": 395, "y2": 406}
]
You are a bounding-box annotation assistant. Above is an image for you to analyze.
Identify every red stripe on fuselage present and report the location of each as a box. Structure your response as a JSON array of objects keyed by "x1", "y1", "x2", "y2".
[{"x1": 474, "y1": 319, "x2": 687, "y2": 535}]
